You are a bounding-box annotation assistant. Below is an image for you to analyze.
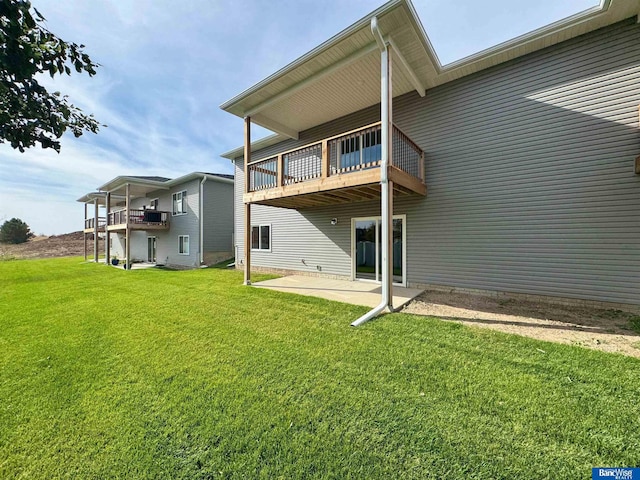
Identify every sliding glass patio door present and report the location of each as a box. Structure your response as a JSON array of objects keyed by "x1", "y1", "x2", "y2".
[
  {"x1": 353, "y1": 216, "x2": 405, "y2": 286},
  {"x1": 147, "y1": 236, "x2": 157, "y2": 263}
]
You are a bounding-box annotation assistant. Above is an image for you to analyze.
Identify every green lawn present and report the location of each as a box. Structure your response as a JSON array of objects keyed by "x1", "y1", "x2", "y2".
[{"x1": 1, "y1": 258, "x2": 639, "y2": 479}]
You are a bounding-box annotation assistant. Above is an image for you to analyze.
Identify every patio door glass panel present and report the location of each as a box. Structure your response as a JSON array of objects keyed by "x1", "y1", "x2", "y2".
[
  {"x1": 353, "y1": 216, "x2": 404, "y2": 285},
  {"x1": 147, "y1": 236, "x2": 156, "y2": 263},
  {"x1": 393, "y1": 218, "x2": 403, "y2": 284},
  {"x1": 355, "y1": 219, "x2": 378, "y2": 281}
]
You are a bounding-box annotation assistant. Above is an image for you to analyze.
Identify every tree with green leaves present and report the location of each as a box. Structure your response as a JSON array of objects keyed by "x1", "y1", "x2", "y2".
[
  {"x1": 0, "y1": 218, "x2": 34, "y2": 244},
  {"x1": 0, "y1": 0, "x2": 100, "y2": 153}
]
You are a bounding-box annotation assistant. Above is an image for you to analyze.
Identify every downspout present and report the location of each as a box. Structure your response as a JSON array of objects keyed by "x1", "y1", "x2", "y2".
[
  {"x1": 200, "y1": 176, "x2": 207, "y2": 264},
  {"x1": 352, "y1": 16, "x2": 393, "y2": 327}
]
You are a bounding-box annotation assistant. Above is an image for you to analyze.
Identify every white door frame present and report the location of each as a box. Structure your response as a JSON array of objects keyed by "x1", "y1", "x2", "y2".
[{"x1": 351, "y1": 214, "x2": 407, "y2": 287}]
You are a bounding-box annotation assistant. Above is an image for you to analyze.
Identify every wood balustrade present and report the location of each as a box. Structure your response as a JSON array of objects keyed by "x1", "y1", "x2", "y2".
[{"x1": 245, "y1": 122, "x2": 426, "y2": 208}]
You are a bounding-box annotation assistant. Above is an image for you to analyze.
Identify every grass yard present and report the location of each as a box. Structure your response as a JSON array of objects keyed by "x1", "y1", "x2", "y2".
[{"x1": 1, "y1": 257, "x2": 639, "y2": 479}]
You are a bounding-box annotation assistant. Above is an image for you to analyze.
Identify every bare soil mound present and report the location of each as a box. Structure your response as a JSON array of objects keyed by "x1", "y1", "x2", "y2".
[{"x1": 0, "y1": 231, "x2": 103, "y2": 259}]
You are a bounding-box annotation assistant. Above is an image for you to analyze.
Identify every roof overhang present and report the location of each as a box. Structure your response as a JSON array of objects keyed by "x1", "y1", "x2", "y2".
[
  {"x1": 95, "y1": 172, "x2": 234, "y2": 198},
  {"x1": 76, "y1": 192, "x2": 125, "y2": 205},
  {"x1": 220, "y1": 0, "x2": 637, "y2": 143},
  {"x1": 170, "y1": 172, "x2": 234, "y2": 186},
  {"x1": 97, "y1": 176, "x2": 171, "y2": 197}
]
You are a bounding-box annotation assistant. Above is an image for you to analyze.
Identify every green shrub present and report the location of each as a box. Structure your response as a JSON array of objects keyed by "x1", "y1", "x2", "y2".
[{"x1": 0, "y1": 218, "x2": 34, "y2": 244}]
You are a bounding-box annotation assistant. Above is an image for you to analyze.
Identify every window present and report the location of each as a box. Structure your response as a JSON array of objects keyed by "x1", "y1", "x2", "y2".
[
  {"x1": 338, "y1": 127, "x2": 381, "y2": 169},
  {"x1": 172, "y1": 191, "x2": 187, "y2": 215},
  {"x1": 178, "y1": 235, "x2": 189, "y2": 255},
  {"x1": 149, "y1": 198, "x2": 159, "y2": 210},
  {"x1": 251, "y1": 225, "x2": 270, "y2": 251}
]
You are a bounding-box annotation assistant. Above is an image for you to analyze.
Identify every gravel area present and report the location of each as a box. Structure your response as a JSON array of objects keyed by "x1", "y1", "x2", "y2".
[{"x1": 402, "y1": 290, "x2": 640, "y2": 358}]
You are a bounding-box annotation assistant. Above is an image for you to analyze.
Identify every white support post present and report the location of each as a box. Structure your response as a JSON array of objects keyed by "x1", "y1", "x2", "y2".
[
  {"x1": 83, "y1": 203, "x2": 87, "y2": 261},
  {"x1": 351, "y1": 17, "x2": 394, "y2": 326},
  {"x1": 125, "y1": 184, "x2": 131, "y2": 270},
  {"x1": 105, "y1": 192, "x2": 111, "y2": 265},
  {"x1": 93, "y1": 199, "x2": 99, "y2": 262},
  {"x1": 382, "y1": 41, "x2": 394, "y2": 311},
  {"x1": 244, "y1": 116, "x2": 252, "y2": 285}
]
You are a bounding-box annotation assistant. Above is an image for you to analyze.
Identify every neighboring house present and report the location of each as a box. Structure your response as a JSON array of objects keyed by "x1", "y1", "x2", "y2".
[
  {"x1": 220, "y1": 0, "x2": 640, "y2": 308},
  {"x1": 78, "y1": 172, "x2": 234, "y2": 268}
]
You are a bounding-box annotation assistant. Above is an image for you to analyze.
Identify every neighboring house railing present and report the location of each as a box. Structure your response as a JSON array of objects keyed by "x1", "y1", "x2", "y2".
[
  {"x1": 247, "y1": 122, "x2": 424, "y2": 193},
  {"x1": 84, "y1": 217, "x2": 106, "y2": 230},
  {"x1": 107, "y1": 209, "x2": 170, "y2": 227}
]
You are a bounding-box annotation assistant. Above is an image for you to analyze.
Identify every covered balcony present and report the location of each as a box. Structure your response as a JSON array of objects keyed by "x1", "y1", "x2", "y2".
[
  {"x1": 106, "y1": 208, "x2": 170, "y2": 231},
  {"x1": 83, "y1": 216, "x2": 106, "y2": 233},
  {"x1": 245, "y1": 122, "x2": 425, "y2": 209}
]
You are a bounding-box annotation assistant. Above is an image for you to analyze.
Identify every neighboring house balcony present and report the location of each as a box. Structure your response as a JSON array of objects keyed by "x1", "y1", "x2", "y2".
[
  {"x1": 106, "y1": 208, "x2": 170, "y2": 231},
  {"x1": 245, "y1": 122, "x2": 426, "y2": 209},
  {"x1": 83, "y1": 217, "x2": 106, "y2": 233}
]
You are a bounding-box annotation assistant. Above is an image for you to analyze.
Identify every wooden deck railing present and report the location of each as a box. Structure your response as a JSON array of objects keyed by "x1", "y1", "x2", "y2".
[
  {"x1": 247, "y1": 122, "x2": 424, "y2": 193},
  {"x1": 84, "y1": 217, "x2": 106, "y2": 230},
  {"x1": 107, "y1": 209, "x2": 169, "y2": 227}
]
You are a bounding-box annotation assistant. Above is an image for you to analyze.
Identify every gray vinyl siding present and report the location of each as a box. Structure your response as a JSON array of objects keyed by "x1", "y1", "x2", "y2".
[
  {"x1": 107, "y1": 176, "x2": 233, "y2": 268},
  {"x1": 139, "y1": 179, "x2": 200, "y2": 267},
  {"x1": 235, "y1": 18, "x2": 640, "y2": 305},
  {"x1": 202, "y1": 180, "x2": 234, "y2": 254}
]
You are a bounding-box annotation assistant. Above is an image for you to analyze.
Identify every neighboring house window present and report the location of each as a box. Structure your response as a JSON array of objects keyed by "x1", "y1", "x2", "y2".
[
  {"x1": 178, "y1": 235, "x2": 189, "y2": 255},
  {"x1": 251, "y1": 225, "x2": 270, "y2": 251},
  {"x1": 172, "y1": 191, "x2": 187, "y2": 215}
]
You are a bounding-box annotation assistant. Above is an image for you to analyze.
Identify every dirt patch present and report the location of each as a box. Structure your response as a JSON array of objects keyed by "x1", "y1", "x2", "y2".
[
  {"x1": 0, "y1": 231, "x2": 101, "y2": 259},
  {"x1": 402, "y1": 290, "x2": 640, "y2": 358}
]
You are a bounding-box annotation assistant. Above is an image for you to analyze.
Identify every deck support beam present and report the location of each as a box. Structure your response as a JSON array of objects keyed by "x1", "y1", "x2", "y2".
[
  {"x1": 105, "y1": 192, "x2": 111, "y2": 265},
  {"x1": 125, "y1": 183, "x2": 131, "y2": 270},
  {"x1": 244, "y1": 116, "x2": 252, "y2": 285}
]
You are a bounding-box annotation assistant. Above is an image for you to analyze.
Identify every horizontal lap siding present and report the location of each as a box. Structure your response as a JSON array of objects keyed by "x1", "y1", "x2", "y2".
[
  {"x1": 396, "y1": 18, "x2": 640, "y2": 304},
  {"x1": 235, "y1": 18, "x2": 640, "y2": 305},
  {"x1": 203, "y1": 181, "x2": 234, "y2": 254},
  {"x1": 233, "y1": 106, "x2": 380, "y2": 274},
  {"x1": 161, "y1": 179, "x2": 200, "y2": 267}
]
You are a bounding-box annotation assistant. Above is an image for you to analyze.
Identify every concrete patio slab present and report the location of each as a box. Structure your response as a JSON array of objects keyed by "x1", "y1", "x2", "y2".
[
  {"x1": 108, "y1": 262, "x2": 157, "y2": 270},
  {"x1": 252, "y1": 275, "x2": 423, "y2": 309}
]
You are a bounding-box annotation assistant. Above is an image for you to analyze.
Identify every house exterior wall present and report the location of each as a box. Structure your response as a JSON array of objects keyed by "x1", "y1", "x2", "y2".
[
  {"x1": 109, "y1": 231, "x2": 147, "y2": 262},
  {"x1": 154, "y1": 178, "x2": 201, "y2": 268},
  {"x1": 234, "y1": 18, "x2": 640, "y2": 305},
  {"x1": 202, "y1": 180, "x2": 234, "y2": 263}
]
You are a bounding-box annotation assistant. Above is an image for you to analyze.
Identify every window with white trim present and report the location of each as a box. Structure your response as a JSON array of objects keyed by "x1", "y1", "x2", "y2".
[
  {"x1": 149, "y1": 198, "x2": 159, "y2": 210},
  {"x1": 178, "y1": 235, "x2": 189, "y2": 255},
  {"x1": 172, "y1": 191, "x2": 187, "y2": 215},
  {"x1": 251, "y1": 225, "x2": 270, "y2": 251}
]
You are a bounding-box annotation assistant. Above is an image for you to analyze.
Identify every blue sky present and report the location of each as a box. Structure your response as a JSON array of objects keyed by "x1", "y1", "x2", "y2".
[{"x1": 0, "y1": 0, "x2": 597, "y2": 234}]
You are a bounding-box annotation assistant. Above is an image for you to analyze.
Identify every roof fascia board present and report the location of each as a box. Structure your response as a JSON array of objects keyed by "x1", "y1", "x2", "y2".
[
  {"x1": 440, "y1": 0, "x2": 612, "y2": 72},
  {"x1": 220, "y1": 0, "x2": 403, "y2": 112},
  {"x1": 76, "y1": 192, "x2": 126, "y2": 203},
  {"x1": 200, "y1": 174, "x2": 234, "y2": 184},
  {"x1": 98, "y1": 176, "x2": 170, "y2": 193},
  {"x1": 245, "y1": 42, "x2": 378, "y2": 117},
  {"x1": 167, "y1": 173, "x2": 234, "y2": 186}
]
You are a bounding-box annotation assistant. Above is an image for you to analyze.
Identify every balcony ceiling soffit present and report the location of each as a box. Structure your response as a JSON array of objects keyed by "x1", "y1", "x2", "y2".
[{"x1": 221, "y1": 0, "x2": 637, "y2": 140}]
